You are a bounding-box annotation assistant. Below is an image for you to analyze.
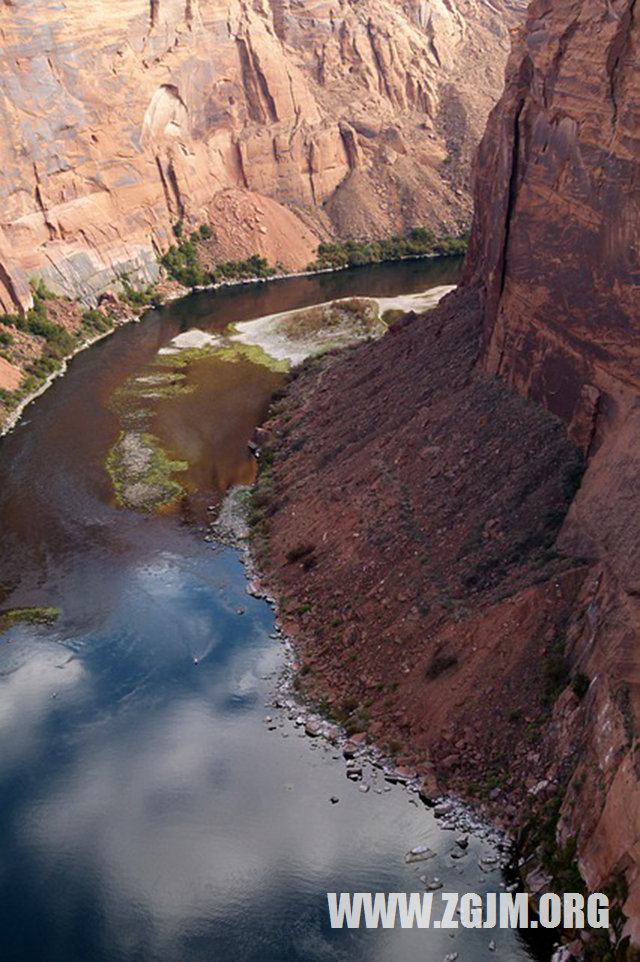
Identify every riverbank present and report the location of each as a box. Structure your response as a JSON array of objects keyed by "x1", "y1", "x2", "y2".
[
  {"x1": 248, "y1": 284, "x2": 600, "y2": 946},
  {"x1": 0, "y1": 254, "x2": 462, "y2": 439},
  {"x1": 211, "y1": 484, "x2": 524, "y2": 881}
]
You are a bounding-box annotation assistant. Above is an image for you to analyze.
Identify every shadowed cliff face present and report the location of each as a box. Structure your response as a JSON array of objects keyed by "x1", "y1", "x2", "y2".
[
  {"x1": 467, "y1": 0, "x2": 640, "y2": 942},
  {"x1": 466, "y1": 0, "x2": 639, "y2": 449},
  {"x1": 0, "y1": 0, "x2": 521, "y2": 311}
]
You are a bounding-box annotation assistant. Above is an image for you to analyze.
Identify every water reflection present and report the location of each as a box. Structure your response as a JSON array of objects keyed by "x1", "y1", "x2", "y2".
[{"x1": 0, "y1": 261, "x2": 544, "y2": 961}]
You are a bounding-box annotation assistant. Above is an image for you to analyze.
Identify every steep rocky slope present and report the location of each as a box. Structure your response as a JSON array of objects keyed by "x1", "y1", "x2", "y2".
[
  {"x1": 466, "y1": 0, "x2": 640, "y2": 945},
  {"x1": 253, "y1": 0, "x2": 640, "y2": 952},
  {"x1": 0, "y1": 0, "x2": 521, "y2": 312}
]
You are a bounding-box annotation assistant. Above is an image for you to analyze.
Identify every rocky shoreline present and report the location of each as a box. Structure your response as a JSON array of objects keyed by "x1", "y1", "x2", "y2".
[
  {"x1": 211, "y1": 484, "x2": 513, "y2": 842},
  {"x1": 209, "y1": 482, "x2": 566, "y2": 955},
  {"x1": 243, "y1": 284, "x2": 609, "y2": 958}
]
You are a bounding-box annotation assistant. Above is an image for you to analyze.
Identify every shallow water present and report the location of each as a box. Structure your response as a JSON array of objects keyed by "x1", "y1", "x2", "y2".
[{"x1": 0, "y1": 259, "x2": 547, "y2": 961}]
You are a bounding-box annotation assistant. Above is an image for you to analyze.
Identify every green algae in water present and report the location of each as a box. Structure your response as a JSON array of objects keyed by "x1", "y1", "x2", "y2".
[
  {"x1": 107, "y1": 430, "x2": 188, "y2": 512},
  {"x1": 106, "y1": 362, "x2": 194, "y2": 512},
  {"x1": 110, "y1": 371, "x2": 193, "y2": 415},
  {"x1": 152, "y1": 346, "x2": 219, "y2": 369},
  {"x1": 105, "y1": 334, "x2": 286, "y2": 514},
  {"x1": 0, "y1": 607, "x2": 60, "y2": 637},
  {"x1": 211, "y1": 342, "x2": 290, "y2": 373}
]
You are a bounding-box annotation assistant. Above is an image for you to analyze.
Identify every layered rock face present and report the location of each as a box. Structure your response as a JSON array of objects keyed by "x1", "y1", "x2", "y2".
[
  {"x1": 0, "y1": 0, "x2": 520, "y2": 311},
  {"x1": 466, "y1": 0, "x2": 640, "y2": 941},
  {"x1": 466, "y1": 0, "x2": 639, "y2": 445}
]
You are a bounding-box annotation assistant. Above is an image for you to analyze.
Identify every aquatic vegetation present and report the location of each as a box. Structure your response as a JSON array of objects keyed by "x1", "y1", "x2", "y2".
[
  {"x1": 153, "y1": 346, "x2": 219, "y2": 368},
  {"x1": 110, "y1": 368, "x2": 194, "y2": 420},
  {"x1": 106, "y1": 430, "x2": 188, "y2": 511},
  {"x1": 212, "y1": 341, "x2": 290, "y2": 373},
  {"x1": 105, "y1": 348, "x2": 208, "y2": 510},
  {"x1": 121, "y1": 371, "x2": 192, "y2": 402},
  {"x1": 103, "y1": 291, "x2": 401, "y2": 514},
  {"x1": 0, "y1": 606, "x2": 60, "y2": 636}
]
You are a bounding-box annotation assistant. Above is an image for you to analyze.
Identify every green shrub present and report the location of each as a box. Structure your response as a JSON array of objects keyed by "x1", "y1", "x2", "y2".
[
  {"x1": 307, "y1": 227, "x2": 469, "y2": 271},
  {"x1": 29, "y1": 277, "x2": 56, "y2": 300},
  {"x1": 26, "y1": 354, "x2": 62, "y2": 378},
  {"x1": 12, "y1": 288, "x2": 75, "y2": 356},
  {"x1": 119, "y1": 279, "x2": 151, "y2": 307},
  {"x1": 82, "y1": 308, "x2": 111, "y2": 333},
  {"x1": 160, "y1": 241, "x2": 204, "y2": 287},
  {"x1": 160, "y1": 237, "x2": 275, "y2": 288},
  {"x1": 572, "y1": 671, "x2": 590, "y2": 699},
  {"x1": 0, "y1": 330, "x2": 13, "y2": 346}
]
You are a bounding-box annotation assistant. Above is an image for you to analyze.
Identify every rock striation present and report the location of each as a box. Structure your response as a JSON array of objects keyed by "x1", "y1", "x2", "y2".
[{"x1": 0, "y1": 0, "x2": 521, "y2": 311}]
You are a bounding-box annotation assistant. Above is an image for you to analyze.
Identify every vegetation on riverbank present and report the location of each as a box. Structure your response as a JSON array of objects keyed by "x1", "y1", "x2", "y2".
[
  {"x1": 0, "y1": 275, "x2": 171, "y2": 432},
  {"x1": 0, "y1": 606, "x2": 60, "y2": 636},
  {"x1": 0, "y1": 278, "x2": 160, "y2": 421},
  {"x1": 159, "y1": 221, "x2": 277, "y2": 288},
  {"x1": 159, "y1": 220, "x2": 468, "y2": 289},
  {"x1": 0, "y1": 227, "x2": 464, "y2": 433},
  {"x1": 306, "y1": 227, "x2": 469, "y2": 271},
  {"x1": 0, "y1": 281, "x2": 76, "y2": 411}
]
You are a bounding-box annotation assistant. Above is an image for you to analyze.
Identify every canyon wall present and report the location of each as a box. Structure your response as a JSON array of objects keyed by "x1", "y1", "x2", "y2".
[
  {"x1": 466, "y1": 0, "x2": 640, "y2": 943},
  {"x1": 0, "y1": 0, "x2": 520, "y2": 312},
  {"x1": 252, "y1": 0, "x2": 640, "y2": 950}
]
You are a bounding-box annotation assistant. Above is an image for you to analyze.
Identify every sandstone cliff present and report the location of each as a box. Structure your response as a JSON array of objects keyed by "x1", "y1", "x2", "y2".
[
  {"x1": 0, "y1": 0, "x2": 520, "y2": 312},
  {"x1": 465, "y1": 0, "x2": 640, "y2": 945}
]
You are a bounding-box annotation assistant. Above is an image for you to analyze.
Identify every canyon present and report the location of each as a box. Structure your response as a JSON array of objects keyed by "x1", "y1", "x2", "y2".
[
  {"x1": 0, "y1": 0, "x2": 637, "y2": 954},
  {"x1": 0, "y1": 0, "x2": 522, "y2": 314},
  {"x1": 253, "y1": 0, "x2": 640, "y2": 955}
]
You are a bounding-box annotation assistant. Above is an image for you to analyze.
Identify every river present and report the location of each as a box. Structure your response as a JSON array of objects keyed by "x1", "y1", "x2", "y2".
[{"x1": 0, "y1": 258, "x2": 547, "y2": 961}]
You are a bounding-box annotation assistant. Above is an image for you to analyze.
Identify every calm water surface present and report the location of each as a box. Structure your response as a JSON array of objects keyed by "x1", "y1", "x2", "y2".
[{"x1": 0, "y1": 260, "x2": 546, "y2": 961}]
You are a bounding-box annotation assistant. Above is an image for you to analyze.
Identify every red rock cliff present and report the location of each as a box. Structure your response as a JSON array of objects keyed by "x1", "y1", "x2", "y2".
[
  {"x1": 466, "y1": 0, "x2": 639, "y2": 448},
  {"x1": 0, "y1": 0, "x2": 521, "y2": 311},
  {"x1": 467, "y1": 0, "x2": 640, "y2": 943}
]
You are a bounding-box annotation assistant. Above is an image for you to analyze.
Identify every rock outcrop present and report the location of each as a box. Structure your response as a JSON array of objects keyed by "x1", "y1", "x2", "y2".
[{"x1": 0, "y1": 0, "x2": 521, "y2": 311}]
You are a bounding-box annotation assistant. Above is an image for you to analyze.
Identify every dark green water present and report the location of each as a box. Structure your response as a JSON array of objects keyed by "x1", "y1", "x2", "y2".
[{"x1": 0, "y1": 259, "x2": 546, "y2": 961}]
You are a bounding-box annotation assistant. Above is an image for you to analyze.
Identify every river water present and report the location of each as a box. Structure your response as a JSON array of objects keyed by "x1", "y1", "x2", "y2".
[{"x1": 0, "y1": 259, "x2": 546, "y2": 961}]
